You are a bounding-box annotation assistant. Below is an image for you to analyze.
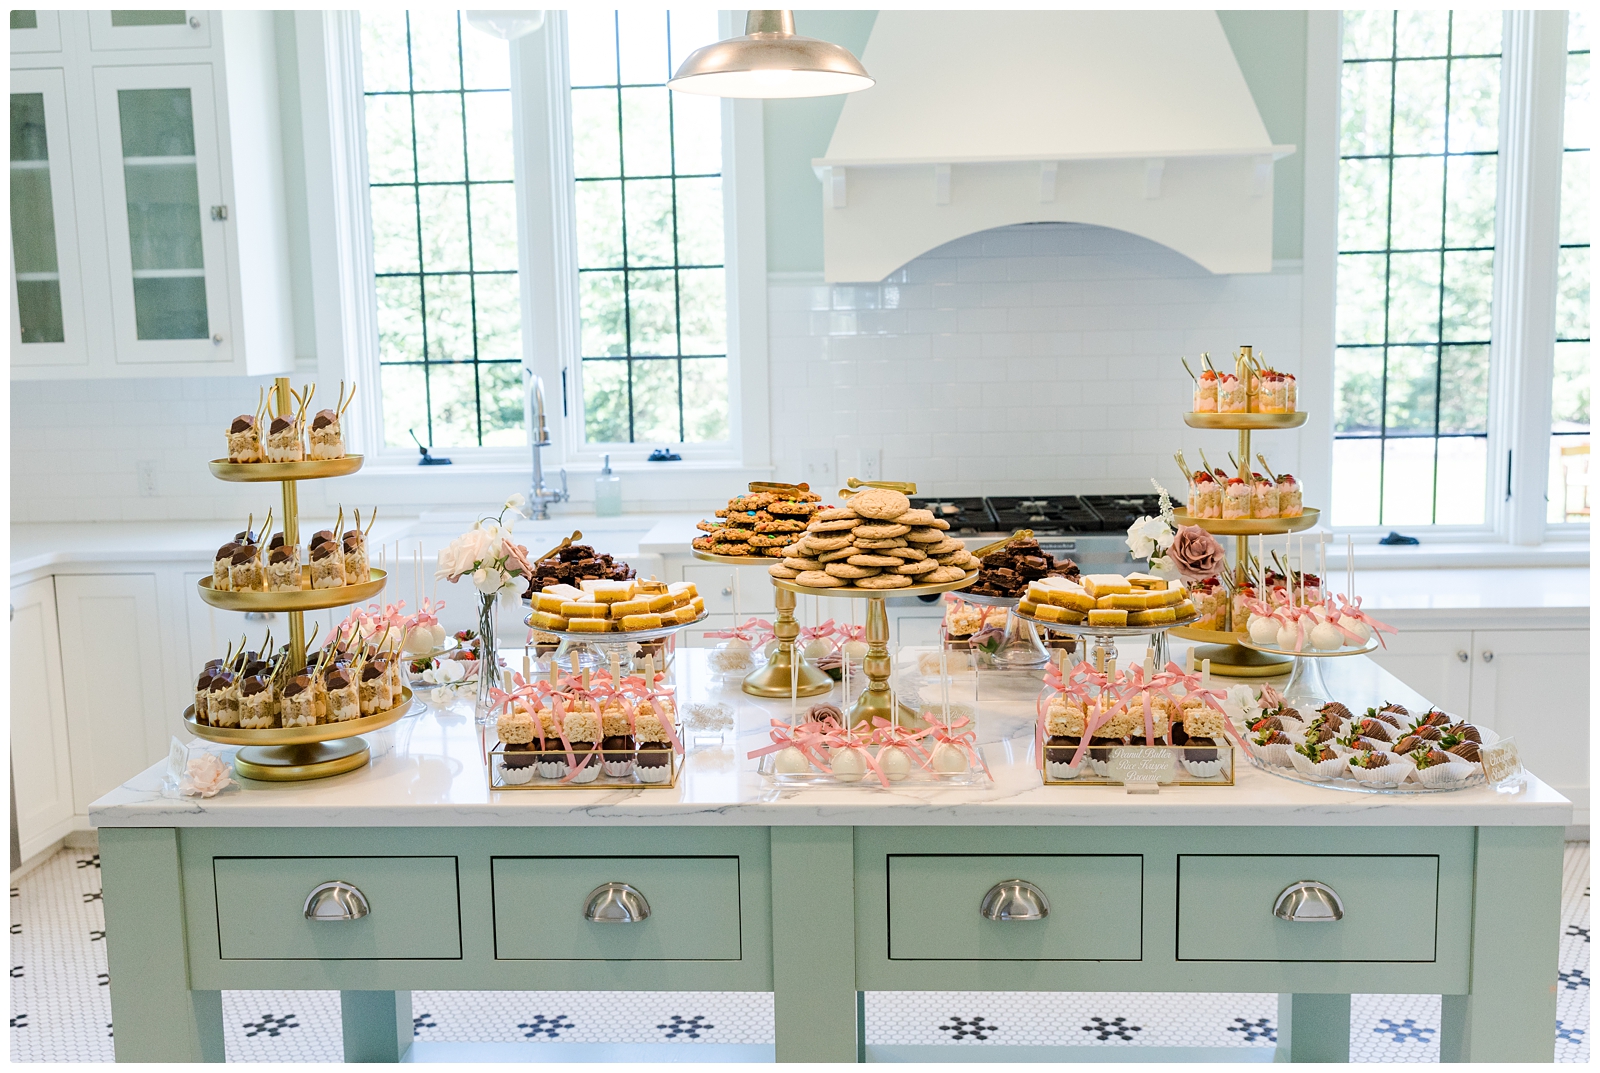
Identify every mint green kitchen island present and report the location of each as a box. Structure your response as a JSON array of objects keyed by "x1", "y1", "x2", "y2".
[{"x1": 90, "y1": 650, "x2": 1570, "y2": 1063}]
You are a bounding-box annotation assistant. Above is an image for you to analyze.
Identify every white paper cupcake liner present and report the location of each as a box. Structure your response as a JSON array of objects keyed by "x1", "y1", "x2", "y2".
[
  {"x1": 1182, "y1": 753, "x2": 1228, "y2": 779},
  {"x1": 1348, "y1": 758, "x2": 1411, "y2": 787},
  {"x1": 1414, "y1": 759, "x2": 1479, "y2": 789},
  {"x1": 536, "y1": 760, "x2": 570, "y2": 779},
  {"x1": 1249, "y1": 741, "x2": 1294, "y2": 768},
  {"x1": 497, "y1": 761, "x2": 536, "y2": 785},
  {"x1": 568, "y1": 761, "x2": 600, "y2": 784},
  {"x1": 1086, "y1": 756, "x2": 1111, "y2": 777},
  {"x1": 602, "y1": 759, "x2": 636, "y2": 777},
  {"x1": 635, "y1": 763, "x2": 671, "y2": 784},
  {"x1": 1045, "y1": 760, "x2": 1082, "y2": 780},
  {"x1": 1290, "y1": 751, "x2": 1348, "y2": 781}
]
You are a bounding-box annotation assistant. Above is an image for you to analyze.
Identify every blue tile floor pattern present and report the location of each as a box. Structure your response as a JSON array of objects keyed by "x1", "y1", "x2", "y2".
[{"x1": 8, "y1": 842, "x2": 1590, "y2": 1062}]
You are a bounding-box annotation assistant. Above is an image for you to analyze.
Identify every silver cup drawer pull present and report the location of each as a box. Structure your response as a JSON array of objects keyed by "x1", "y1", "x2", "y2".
[
  {"x1": 980, "y1": 879, "x2": 1050, "y2": 921},
  {"x1": 584, "y1": 882, "x2": 651, "y2": 924},
  {"x1": 303, "y1": 881, "x2": 369, "y2": 922},
  {"x1": 1273, "y1": 880, "x2": 1344, "y2": 923}
]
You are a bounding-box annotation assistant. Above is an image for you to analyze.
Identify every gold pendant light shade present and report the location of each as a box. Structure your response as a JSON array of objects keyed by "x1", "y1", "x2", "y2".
[{"x1": 667, "y1": 10, "x2": 874, "y2": 99}]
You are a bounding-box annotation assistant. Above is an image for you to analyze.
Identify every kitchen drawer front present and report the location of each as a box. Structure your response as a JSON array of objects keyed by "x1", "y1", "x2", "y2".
[
  {"x1": 213, "y1": 857, "x2": 461, "y2": 960},
  {"x1": 493, "y1": 856, "x2": 742, "y2": 961},
  {"x1": 1178, "y1": 854, "x2": 1438, "y2": 962},
  {"x1": 888, "y1": 854, "x2": 1142, "y2": 961},
  {"x1": 680, "y1": 564, "x2": 775, "y2": 617}
]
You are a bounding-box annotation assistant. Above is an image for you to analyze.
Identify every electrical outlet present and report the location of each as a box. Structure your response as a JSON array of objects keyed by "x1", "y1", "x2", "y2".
[
  {"x1": 854, "y1": 448, "x2": 882, "y2": 482},
  {"x1": 137, "y1": 461, "x2": 157, "y2": 497},
  {"x1": 800, "y1": 448, "x2": 835, "y2": 488}
]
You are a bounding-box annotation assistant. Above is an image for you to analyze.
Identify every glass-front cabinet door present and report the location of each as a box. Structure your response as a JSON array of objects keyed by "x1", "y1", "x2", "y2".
[
  {"x1": 10, "y1": 68, "x2": 87, "y2": 368},
  {"x1": 93, "y1": 63, "x2": 231, "y2": 364},
  {"x1": 87, "y1": 10, "x2": 211, "y2": 51}
]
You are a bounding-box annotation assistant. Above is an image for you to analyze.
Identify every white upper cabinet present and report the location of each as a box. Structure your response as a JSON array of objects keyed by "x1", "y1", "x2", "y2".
[
  {"x1": 9, "y1": 10, "x2": 62, "y2": 53},
  {"x1": 88, "y1": 9, "x2": 211, "y2": 51},
  {"x1": 10, "y1": 10, "x2": 292, "y2": 379},
  {"x1": 10, "y1": 67, "x2": 89, "y2": 369}
]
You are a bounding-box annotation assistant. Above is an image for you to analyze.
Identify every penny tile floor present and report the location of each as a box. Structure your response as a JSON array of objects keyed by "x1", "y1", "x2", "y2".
[{"x1": 10, "y1": 842, "x2": 1589, "y2": 1062}]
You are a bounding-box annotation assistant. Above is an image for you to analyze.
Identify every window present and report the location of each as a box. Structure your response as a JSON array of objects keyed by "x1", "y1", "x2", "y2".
[
  {"x1": 1333, "y1": 10, "x2": 1503, "y2": 528},
  {"x1": 566, "y1": 10, "x2": 730, "y2": 446},
  {"x1": 1548, "y1": 12, "x2": 1590, "y2": 523},
  {"x1": 360, "y1": 10, "x2": 525, "y2": 449}
]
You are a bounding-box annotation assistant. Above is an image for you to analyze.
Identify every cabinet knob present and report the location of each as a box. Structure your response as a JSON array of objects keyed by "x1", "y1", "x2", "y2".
[
  {"x1": 1481, "y1": 650, "x2": 1494, "y2": 663},
  {"x1": 212, "y1": 333, "x2": 224, "y2": 344},
  {"x1": 189, "y1": 15, "x2": 201, "y2": 28},
  {"x1": 721, "y1": 587, "x2": 733, "y2": 597},
  {"x1": 1456, "y1": 650, "x2": 1469, "y2": 663},
  {"x1": 1273, "y1": 880, "x2": 1344, "y2": 923},
  {"x1": 303, "y1": 881, "x2": 369, "y2": 922},
  {"x1": 211, "y1": 205, "x2": 229, "y2": 221},
  {"x1": 584, "y1": 882, "x2": 650, "y2": 924},
  {"x1": 979, "y1": 879, "x2": 1049, "y2": 921}
]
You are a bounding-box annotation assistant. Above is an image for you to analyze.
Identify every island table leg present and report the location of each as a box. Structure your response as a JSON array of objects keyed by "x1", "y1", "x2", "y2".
[
  {"x1": 771, "y1": 827, "x2": 858, "y2": 1062},
  {"x1": 100, "y1": 827, "x2": 225, "y2": 1062},
  {"x1": 1439, "y1": 825, "x2": 1563, "y2": 1062},
  {"x1": 341, "y1": 990, "x2": 413, "y2": 1062},
  {"x1": 1275, "y1": 993, "x2": 1350, "y2": 1062}
]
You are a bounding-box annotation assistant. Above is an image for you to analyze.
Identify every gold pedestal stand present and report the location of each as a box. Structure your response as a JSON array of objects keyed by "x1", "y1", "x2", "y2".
[
  {"x1": 773, "y1": 572, "x2": 978, "y2": 726},
  {"x1": 1169, "y1": 357, "x2": 1321, "y2": 677},
  {"x1": 188, "y1": 376, "x2": 391, "y2": 781},
  {"x1": 691, "y1": 550, "x2": 832, "y2": 699}
]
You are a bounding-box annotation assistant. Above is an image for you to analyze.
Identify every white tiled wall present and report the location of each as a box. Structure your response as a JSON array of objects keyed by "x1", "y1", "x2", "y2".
[
  {"x1": 11, "y1": 223, "x2": 1307, "y2": 523},
  {"x1": 768, "y1": 223, "x2": 1306, "y2": 498}
]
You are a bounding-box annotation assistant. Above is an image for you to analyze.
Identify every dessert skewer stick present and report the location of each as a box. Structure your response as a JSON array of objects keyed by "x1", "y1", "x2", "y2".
[
  {"x1": 1254, "y1": 453, "x2": 1281, "y2": 482},
  {"x1": 338, "y1": 381, "x2": 357, "y2": 418},
  {"x1": 364, "y1": 507, "x2": 378, "y2": 539},
  {"x1": 1180, "y1": 357, "x2": 1198, "y2": 383},
  {"x1": 1173, "y1": 451, "x2": 1193, "y2": 481}
]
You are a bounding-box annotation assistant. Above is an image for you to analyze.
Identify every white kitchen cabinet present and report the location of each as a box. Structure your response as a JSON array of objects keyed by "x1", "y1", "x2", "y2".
[
  {"x1": 9, "y1": 577, "x2": 76, "y2": 861},
  {"x1": 53, "y1": 574, "x2": 172, "y2": 815},
  {"x1": 9, "y1": 9, "x2": 62, "y2": 53},
  {"x1": 1468, "y1": 629, "x2": 1590, "y2": 809},
  {"x1": 1364, "y1": 629, "x2": 1476, "y2": 718},
  {"x1": 87, "y1": 9, "x2": 211, "y2": 51},
  {"x1": 11, "y1": 9, "x2": 292, "y2": 378},
  {"x1": 9, "y1": 66, "x2": 89, "y2": 369}
]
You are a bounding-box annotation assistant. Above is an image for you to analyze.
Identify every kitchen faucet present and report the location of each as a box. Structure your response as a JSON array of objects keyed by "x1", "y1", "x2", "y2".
[{"x1": 527, "y1": 373, "x2": 568, "y2": 520}]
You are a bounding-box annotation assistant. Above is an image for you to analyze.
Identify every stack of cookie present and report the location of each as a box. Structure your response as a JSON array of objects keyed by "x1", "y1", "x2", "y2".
[
  {"x1": 691, "y1": 486, "x2": 824, "y2": 558},
  {"x1": 767, "y1": 485, "x2": 981, "y2": 591}
]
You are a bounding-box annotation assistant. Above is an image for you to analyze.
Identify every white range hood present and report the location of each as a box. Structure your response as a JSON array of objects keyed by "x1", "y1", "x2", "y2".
[{"x1": 813, "y1": 10, "x2": 1294, "y2": 281}]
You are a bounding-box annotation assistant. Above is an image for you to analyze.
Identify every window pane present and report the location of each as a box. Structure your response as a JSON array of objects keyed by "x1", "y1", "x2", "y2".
[
  {"x1": 1388, "y1": 154, "x2": 1443, "y2": 250},
  {"x1": 670, "y1": 10, "x2": 720, "y2": 73},
  {"x1": 375, "y1": 277, "x2": 424, "y2": 362},
  {"x1": 1396, "y1": 9, "x2": 1449, "y2": 57},
  {"x1": 369, "y1": 186, "x2": 420, "y2": 274},
  {"x1": 1383, "y1": 345, "x2": 1438, "y2": 434},
  {"x1": 1556, "y1": 247, "x2": 1591, "y2": 341},
  {"x1": 622, "y1": 177, "x2": 675, "y2": 266},
  {"x1": 620, "y1": 86, "x2": 672, "y2": 176},
  {"x1": 576, "y1": 180, "x2": 624, "y2": 268},
  {"x1": 380, "y1": 362, "x2": 430, "y2": 448},
  {"x1": 1340, "y1": 59, "x2": 1393, "y2": 157},
  {"x1": 1441, "y1": 249, "x2": 1493, "y2": 341},
  {"x1": 627, "y1": 269, "x2": 678, "y2": 355},
  {"x1": 422, "y1": 274, "x2": 473, "y2": 361},
  {"x1": 468, "y1": 183, "x2": 518, "y2": 272},
  {"x1": 463, "y1": 91, "x2": 513, "y2": 181},
  {"x1": 426, "y1": 361, "x2": 482, "y2": 447},
  {"x1": 1438, "y1": 343, "x2": 1489, "y2": 433},
  {"x1": 682, "y1": 357, "x2": 729, "y2": 441},
  {"x1": 1380, "y1": 437, "x2": 1437, "y2": 525},
  {"x1": 1552, "y1": 341, "x2": 1591, "y2": 429},
  {"x1": 1337, "y1": 253, "x2": 1387, "y2": 344},
  {"x1": 477, "y1": 363, "x2": 526, "y2": 445},
  {"x1": 571, "y1": 89, "x2": 620, "y2": 178},
  {"x1": 678, "y1": 268, "x2": 726, "y2": 355},
  {"x1": 1338, "y1": 157, "x2": 1390, "y2": 251},
  {"x1": 1335, "y1": 345, "x2": 1384, "y2": 434},
  {"x1": 1548, "y1": 434, "x2": 1591, "y2": 523},
  {"x1": 579, "y1": 271, "x2": 627, "y2": 356},
  {"x1": 473, "y1": 272, "x2": 521, "y2": 362},
  {"x1": 1386, "y1": 251, "x2": 1442, "y2": 343},
  {"x1": 412, "y1": 93, "x2": 465, "y2": 183},
  {"x1": 1447, "y1": 56, "x2": 1500, "y2": 154},
  {"x1": 1434, "y1": 436, "x2": 1487, "y2": 524},
  {"x1": 630, "y1": 358, "x2": 681, "y2": 443},
  {"x1": 406, "y1": 9, "x2": 462, "y2": 92},
  {"x1": 1342, "y1": 11, "x2": 1395, "y2": 61},
  {"x1": 1559, "y1": 150, "x2": 1589, "y2": 246},
  {"x1": 1392, "y1": 59, "x2": 1448, "y2": 155},
  {"x1": 617, "y1": 11, "x2": 670, "y2": 85},
  {"x1": 1445, "y1": 153, "x2": 1497, "y2": 248},
  {"x1": 460, "y1": 22, "x2": 511, "y2": 91},
  {"x1": 583, "y1": 359, "x2": 630, "y2": 442},
  {"x1": 1450, "y1": 10, "x2": 1502, "y2": 56},
  {"x1": 1332, "y1": 437, "x2": 1383, "y2": 526},
  {"x1": 671, "y1": 92, "x2": 721, "y2": 174},
  {"x1": 417, "y1": 184, "x2": 470, "y2": 272},
  {"x1": 365, "y1": 95, "x2": 414, "y2": 184},
  {"x1": 675, "y1": 176, "x2": 724, "y2": 266},
  {"x1": 568, "y1": 10, "x2": 619, "y2": 86},
  {"x1": 361, "y1": 12, "x2": 412, "y2": 93},
  {"x1": 1565, "y1": 52, "x2": 1590, "y2": 151}
]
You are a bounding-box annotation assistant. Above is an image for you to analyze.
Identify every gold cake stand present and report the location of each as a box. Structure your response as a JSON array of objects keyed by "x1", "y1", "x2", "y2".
[
  {"x1": 1170, "y1": 357, "x2": 1322, "y2": 677},
  {"x1": 692, "y1": 549, "x2": 833, "y2": 700},
  {"x1": 188, "y1": 377, "x2": 395, "y2": 781},
  {"x1": 772, "y1": 570, "x2": 978, "y2": 726}
]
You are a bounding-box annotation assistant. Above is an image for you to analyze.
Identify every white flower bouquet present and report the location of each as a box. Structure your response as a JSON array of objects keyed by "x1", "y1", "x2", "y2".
[{"x1": 435, "y1": 495, "x2": 535, "y2": 598}]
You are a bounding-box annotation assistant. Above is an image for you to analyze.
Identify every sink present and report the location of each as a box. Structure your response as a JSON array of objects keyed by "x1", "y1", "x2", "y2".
[{"x1": 387, "y1": 512, "x2": 654, "y2": 558}]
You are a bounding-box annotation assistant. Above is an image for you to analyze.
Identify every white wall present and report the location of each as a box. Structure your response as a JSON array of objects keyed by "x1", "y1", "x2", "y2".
[
  {"x1": 10, "y1": 222, "x2": 1312, "y2": 523},
  {"x1": 768, "y1": 222, "x2": 1309, "y2": 499}
]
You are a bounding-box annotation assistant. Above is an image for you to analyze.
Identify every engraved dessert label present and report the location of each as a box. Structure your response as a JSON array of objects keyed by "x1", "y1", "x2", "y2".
[
  {"x1": 1480, "y1": 737, "x2": 1522, "y2": 784},
  {"x1": 1108, "y1": 747, "x2": 1176, "y2": 785}
]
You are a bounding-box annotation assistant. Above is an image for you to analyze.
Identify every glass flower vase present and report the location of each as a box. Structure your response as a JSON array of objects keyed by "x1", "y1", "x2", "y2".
[{"x1": 474, "y1": 592, "x2": 503, "y2": 726}]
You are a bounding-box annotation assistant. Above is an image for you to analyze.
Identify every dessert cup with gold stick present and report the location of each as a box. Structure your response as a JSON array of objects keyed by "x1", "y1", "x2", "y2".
[
  {"x1": 771, "y1": 479, "x2": 979, "y2": 727},
  {"x1": 188, "y1": 376, "x2": 407, "y2": 781},
  {"x1": 1168, "y1": 346, "x2": 1320, "y2": 677},
  {"x1": 691, "y1": 480, "x2": 840, "y2": 700}
]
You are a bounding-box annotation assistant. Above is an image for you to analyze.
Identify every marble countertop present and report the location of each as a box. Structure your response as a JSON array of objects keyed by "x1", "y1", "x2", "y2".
[{"x1": 90, "y1": 647, "x2": 1571, "y2": 830}]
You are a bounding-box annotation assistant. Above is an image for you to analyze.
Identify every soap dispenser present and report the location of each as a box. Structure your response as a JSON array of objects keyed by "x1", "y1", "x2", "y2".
[{"x1": 594, "y1": 453, "x2": 622, "y2": 516}]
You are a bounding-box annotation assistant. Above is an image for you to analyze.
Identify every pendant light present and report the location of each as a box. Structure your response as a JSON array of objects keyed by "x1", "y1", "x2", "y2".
[{"x1": 668, "y1": 10, "x2": 874, "y2": 99}]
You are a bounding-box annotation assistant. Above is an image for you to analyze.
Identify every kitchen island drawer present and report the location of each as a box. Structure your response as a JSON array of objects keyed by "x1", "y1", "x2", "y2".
[
  {"x1": 213, "y1": 856, "x2": 461, "y2": 960},
  {"x1": 1178, "y1": 854, "x2": 1438, "y2": 962},
  {"x1": 887, "y1": 854, "x2": 1142, "y2": 961},
  {"x1": 493, "y1": 856, "x2": 742, "y2": 961}
]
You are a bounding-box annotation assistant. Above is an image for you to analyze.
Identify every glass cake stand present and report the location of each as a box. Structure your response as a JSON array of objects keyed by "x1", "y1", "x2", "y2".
[
  {"x1": 1239, "y1": 634, "x2": 1380, "y2": 709},
  {"x1": 1010, "y1": 606, "x2": 1200, "y2": 671},
  {"x1": 952, "y1": 591, "x2": 1051, "y2": 667}
]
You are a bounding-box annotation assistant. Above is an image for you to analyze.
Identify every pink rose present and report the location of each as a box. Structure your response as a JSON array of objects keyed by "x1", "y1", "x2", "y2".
[{"x1": 1169, "y1": 524, "x2": 1227, "y2": 583}]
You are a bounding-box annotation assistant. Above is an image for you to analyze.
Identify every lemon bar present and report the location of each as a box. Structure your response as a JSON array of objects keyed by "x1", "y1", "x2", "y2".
[
  {"x1": 527, "y1": 610, "x2": 569, "y2": 631},
  {"x1": 1034, "y1": 604, "x2": 1064, "y2": 622},
  {"x1": 565, "y1": 617, "x2": 612, "y2": 633},
  {"x1": 543, "y1": 583, "x2": 586, "y2": 601},
  {"x1": 592, "y1": 580, "x2": 636, "y2": 603},
  {"x1": 1172, "y1": 599, "x2": 1196, "y2": 619},
  {"x1": 1106, "y1": 592, "x2": 1151, "y2": 610},
  {"x1": 1045, "y1": 583, "x2": 1094, "y2": 613},
  {"x1": 621, "y1": 613, "x2": 663, "y2": 630},
  {"x1": 1124, "y1": 572, "x2": 1168, "y2": 590},
  {"x1": 1082, "y1": 574, "x2": 1133, "y2": 598},
  {"x1": 668, "y1": 581, "x2": 697, "y2": 602},
  {"x1": 1017, "y1": 599, "x2": 1040, "y2": 616},
  {"x1": 560, "y1": 600, "x2": 608, "y2": 618},
  {"x1": 1056, "y1": 608, "x2": 1087, "y2": 625},
  {"x1": 646, "y1": 592, "x2": 677, "y2": 613},
  {"x1": 611, "y1": 597, "x2": 651, "y2": 619},
  {"x1": 1146, "y1": 586, "x2": 1182, "y2": 607},
  {"x1": 1086, "y1": 609, "x2": 1128, "y2": 627},
  {"x1": 532, "y1": 592, "x2": 567, "y2": 614},
  {"x1": 690, "y1": 595, "x2": 706, "y2": 615}
]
